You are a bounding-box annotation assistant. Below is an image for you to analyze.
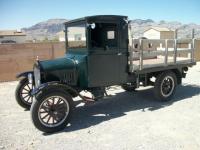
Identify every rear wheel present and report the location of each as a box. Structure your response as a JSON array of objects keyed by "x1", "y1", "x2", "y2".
[
  {"x1": 15, "y1": 78, "x2": 34, "y2": 109},
  {"x1": 154, "y1": 71, "x2": 177, "y2": 101},
  {"x1": 31, "y1": 87, "x2": 74, "y2": 133}
]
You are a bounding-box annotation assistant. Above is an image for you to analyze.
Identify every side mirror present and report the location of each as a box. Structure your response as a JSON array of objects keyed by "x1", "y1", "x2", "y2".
[
  {"x1": 123, "y1": 18, "x2": 130, "y2": 29},
  {"x1": 123, "y1": 18, "x2": 129, "y2": 24},
  {"x1": 87, "y1": 23, "x2": 96, "y2": 29},
  {"x1": 91, "y1": 23, "x2": 96, "y2": 29}
]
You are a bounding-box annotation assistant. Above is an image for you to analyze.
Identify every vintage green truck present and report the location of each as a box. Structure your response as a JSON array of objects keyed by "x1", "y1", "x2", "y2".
[{"x1": 15, "y1": 15, "x2": 196, "y2": 133}]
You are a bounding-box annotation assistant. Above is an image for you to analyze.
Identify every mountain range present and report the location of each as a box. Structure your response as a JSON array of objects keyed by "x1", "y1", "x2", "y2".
[
  {"x1": 22, "y1": 19, "x2": 67, "y2": 40},
  {"x1": 22, "y1": 18, "x2": 200, "y2": 40}
]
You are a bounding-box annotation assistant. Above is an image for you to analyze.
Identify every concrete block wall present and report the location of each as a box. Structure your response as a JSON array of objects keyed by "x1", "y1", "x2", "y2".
[{"x1": 0, "y1": 42, "x2": 65, "y2": 82}]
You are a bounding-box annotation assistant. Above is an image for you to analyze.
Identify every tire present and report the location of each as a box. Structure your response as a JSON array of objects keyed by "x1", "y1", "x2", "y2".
[
  {"x1": 121, "y1": 83, "x2": 136, "y2": 92},
  {"x1": 31, "y1": 86, "x2": 74, "y2": 133},
  {"x1": 154, "y1": 71, "x2": 177, "y2": 101},
  {"x1": 15, "y1": 78, "x2": 34, "y2": 109}
]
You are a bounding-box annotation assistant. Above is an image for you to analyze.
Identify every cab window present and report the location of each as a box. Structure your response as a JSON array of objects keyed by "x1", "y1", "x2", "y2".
[
  {"x1": 90, "y1": 23, "x2": 117, "y2": 50},
  {"x1": 67, "y1": 24, "x2": 86, "y2": 48}
]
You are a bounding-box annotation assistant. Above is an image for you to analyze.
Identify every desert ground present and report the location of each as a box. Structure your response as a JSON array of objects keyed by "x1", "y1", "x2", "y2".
[{"x1": 0, "y1": 63, "x2": 200, "y2": 150}]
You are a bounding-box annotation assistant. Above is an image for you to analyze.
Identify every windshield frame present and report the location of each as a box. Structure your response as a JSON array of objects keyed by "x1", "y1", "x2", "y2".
[{"x1": 65, "y1": 20, "x2": 88, "y2": 51}]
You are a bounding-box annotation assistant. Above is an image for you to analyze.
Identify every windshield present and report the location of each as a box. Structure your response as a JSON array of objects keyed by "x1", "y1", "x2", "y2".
[{"x1": 67, "y1": 24, "x2": 86, "y2": 48}]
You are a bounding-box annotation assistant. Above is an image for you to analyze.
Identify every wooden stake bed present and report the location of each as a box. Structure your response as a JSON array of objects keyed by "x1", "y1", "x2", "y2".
[
  {"x1": 130, "y1": 56, "x2": 192, "y2": 71},
  {"x1": 128, "y1": 38, "x2": 196, "y2": 72}
]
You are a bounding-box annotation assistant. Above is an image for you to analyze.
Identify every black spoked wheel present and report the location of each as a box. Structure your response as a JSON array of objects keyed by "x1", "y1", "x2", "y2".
[
  {"x1": 31, "y1": 87, "x2": 74, "y2": 133},
  {"x1": 161, "y1": 76, "x2": 175, "y2": 97},
  {"x1": 15, "y1": 78, "x2": 34, "y2": 109},
  {"x1": 38, "y1": 96, "x2": 69, "y2": 127},
  {"x1": 154, "y1": 71, "x2": 177, "y2": 101}
]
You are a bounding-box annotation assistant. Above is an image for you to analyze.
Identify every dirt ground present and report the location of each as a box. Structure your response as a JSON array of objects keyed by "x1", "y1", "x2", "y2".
[{"x1": 0, "y1": 63, "x2": 200, "y2": 150}]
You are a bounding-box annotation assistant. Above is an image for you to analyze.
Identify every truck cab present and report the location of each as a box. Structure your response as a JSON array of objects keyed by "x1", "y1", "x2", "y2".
[{"x1": 65, "y1": 15, "x2": 129, "y2": 87}]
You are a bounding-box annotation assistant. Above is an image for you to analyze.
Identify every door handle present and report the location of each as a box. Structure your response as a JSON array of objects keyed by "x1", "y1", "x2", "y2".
[{"x1": 117, "y1": 53, "x2": 122, "y2": 56}]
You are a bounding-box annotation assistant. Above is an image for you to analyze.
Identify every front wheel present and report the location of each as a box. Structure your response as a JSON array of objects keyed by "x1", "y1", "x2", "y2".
[
  {"x1": 31, "y1": 88, "x2": 74, "y2": 133},
  {"x1": 154, "y1": 71, "x2": 177, "y2": 101}
]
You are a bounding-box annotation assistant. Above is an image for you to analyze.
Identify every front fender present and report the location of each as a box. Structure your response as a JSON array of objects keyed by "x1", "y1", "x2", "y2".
[
  {"x1": 16, "y1": 71, "x2": 33, "y2": 78},
  {"x1": 31, "y1": 81, "x2": 79, "y2": 98}
]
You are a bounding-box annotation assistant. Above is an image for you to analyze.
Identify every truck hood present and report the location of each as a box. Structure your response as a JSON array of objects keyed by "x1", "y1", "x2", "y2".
[{"x1": 39, "y1": 57, "x2": 76, "y2": 72}]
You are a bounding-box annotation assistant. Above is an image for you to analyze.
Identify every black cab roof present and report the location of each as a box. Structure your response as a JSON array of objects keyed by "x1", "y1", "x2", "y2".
[{"x1": 65, "y1": 15, "x2": 128, "y2": 26}]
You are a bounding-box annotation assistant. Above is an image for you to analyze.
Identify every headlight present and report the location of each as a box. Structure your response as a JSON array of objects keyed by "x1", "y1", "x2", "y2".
[{"x1": 34, "y1": 65, "x2": 41, "y2": 88}]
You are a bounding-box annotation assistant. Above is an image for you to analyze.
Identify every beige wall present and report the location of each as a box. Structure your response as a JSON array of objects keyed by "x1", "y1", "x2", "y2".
[
  {"x1": 143, "y1": 29, "x2": 160, "y2": 39},
  {"x1": 0, "y1": 35, "x2": 26, "y2": 43},
  {"x1": 144, "y1": 29, "x2": 175, "y2": 39},
  {"x1": 0, "y1": 42, "x2": 65, "y2": 82},
  {"x1": 195, "y1": 39, "x2": 200, "y2": 61},
  {"x1": 160, "y1": 31, "x2": 175, "y2": 39},
  {"x1": 57, "y1": 31, "x2": 65, "y2": 42}
]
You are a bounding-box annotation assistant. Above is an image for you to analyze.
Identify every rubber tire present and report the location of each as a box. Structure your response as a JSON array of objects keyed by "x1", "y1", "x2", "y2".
[
  {"x1": 121, "y1": 83, "x2": 136, "y2": 92},
  {"x1": 31, "y1": 86, "x2": 74, "y2": 133},
  {"x1": 15, "y1": 78, "x2": 32, "y2": 109},
  {"x1": 154, "y1": 71, "x2": 177, "y2": 102}
]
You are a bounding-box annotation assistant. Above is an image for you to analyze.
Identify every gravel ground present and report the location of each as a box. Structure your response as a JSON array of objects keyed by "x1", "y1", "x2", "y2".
[{"x1": 0, "y1": 63, "x2": 200, "y2": 150}]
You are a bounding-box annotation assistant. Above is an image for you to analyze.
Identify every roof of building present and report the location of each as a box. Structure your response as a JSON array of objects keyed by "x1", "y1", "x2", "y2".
[
  {"x1": 0, "y1": 30, "x2": 26, "y2": 36},
  {"x1": 144, "y1": 27, "x2": 174, "y2": 32}
]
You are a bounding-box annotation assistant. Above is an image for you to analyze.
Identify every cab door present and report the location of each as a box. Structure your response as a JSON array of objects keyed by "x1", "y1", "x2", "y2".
[{"x1": 87, "y1": 23, "x2": 121, "y2": 87}]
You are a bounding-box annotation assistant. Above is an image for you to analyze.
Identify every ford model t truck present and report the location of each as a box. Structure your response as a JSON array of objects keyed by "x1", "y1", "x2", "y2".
[{"x1": 15, "y1": 15, "x2": 196, "y2": 133}]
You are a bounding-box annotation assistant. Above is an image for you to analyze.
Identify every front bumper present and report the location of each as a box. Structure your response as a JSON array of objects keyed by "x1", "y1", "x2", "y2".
[{"x1": 30, "y1": 83, "x2": 47, "y2": 96}]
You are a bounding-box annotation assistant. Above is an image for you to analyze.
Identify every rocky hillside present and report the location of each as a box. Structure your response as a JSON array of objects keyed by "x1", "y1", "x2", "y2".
[
  {"x1": 22, "y1": 18, "x2": 200, "y2": 40},
  {"x1": 22, "y1": 19, "x2": 67, "y2": 40}
]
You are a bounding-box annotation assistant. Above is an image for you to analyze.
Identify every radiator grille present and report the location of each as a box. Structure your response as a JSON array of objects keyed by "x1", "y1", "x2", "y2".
[{"x1": 62, "y1": 70, "x2": 77, "y2": 85}]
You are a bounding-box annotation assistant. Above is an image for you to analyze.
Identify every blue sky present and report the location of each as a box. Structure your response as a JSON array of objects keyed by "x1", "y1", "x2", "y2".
[{"x1": 0, "y1": 0, "x2": 199, "y2": 30}]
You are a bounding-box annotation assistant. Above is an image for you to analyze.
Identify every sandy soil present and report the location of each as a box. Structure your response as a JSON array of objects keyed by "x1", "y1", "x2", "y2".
[{"x1": 0, "y1": 63, "x2": 200, "y2": 150}]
